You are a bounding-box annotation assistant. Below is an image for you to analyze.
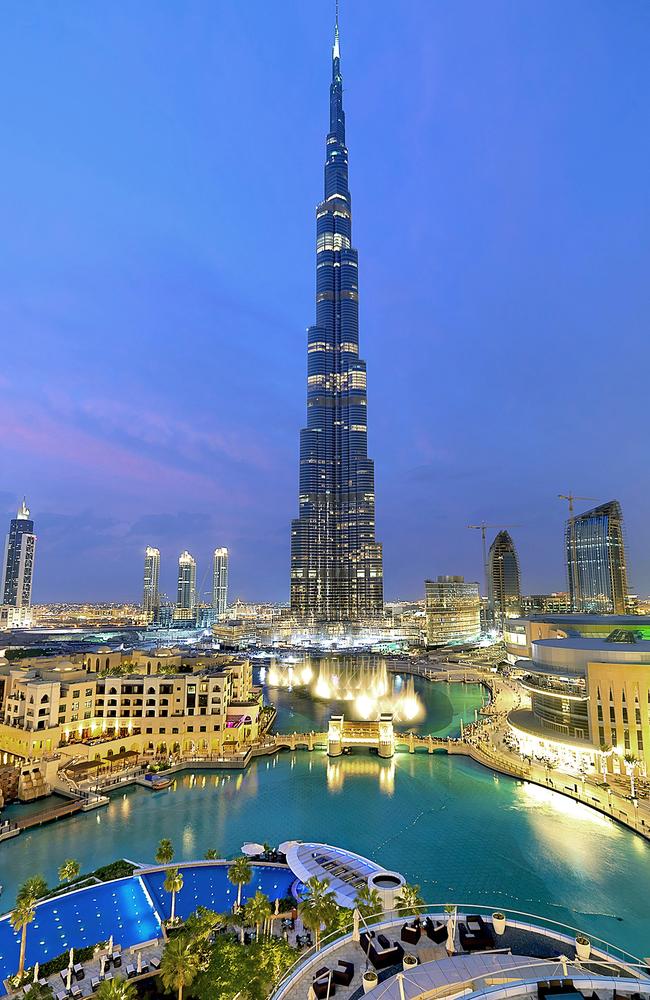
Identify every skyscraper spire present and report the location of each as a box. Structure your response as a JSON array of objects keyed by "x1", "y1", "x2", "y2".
[
  {"x1": 333, "y1": 0, "x2": 340, "y2": 62},
  {"x1": 290, "y1": 8, "x2": 384, "y2": 625}
]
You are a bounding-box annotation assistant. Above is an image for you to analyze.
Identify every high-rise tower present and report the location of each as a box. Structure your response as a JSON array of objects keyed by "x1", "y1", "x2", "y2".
[
  {"x1": 1, "y1": 499, "x2": 36, "y2": 609},
  {"x1": 143, "y1": 546, "x2": 160, "y2": 620},
  {"x1": 290, "y1": 8, "x2": 383, "y2": 624},
  {"x1": 176, "y1": 551, "x2": 197, "y2": 619},
  {"x1": 487, "y1": 530, "x2": 521, "y2": 628},
  {"x1": 212, "y1": 547, "x2": 229, "y2": 619},
  {"x1": 566, "y1": 500, "x2": 628, "y2": 614}
]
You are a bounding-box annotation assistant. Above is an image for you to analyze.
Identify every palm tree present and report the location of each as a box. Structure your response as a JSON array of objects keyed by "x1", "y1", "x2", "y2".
[
  {"x1": 17, "y1": 876, "x2": 48, "y2": 904},
  {"x1": 160, "y1": 934, "x2": 199, "y2": 1000},
  {"x1": 156, "y1": 838, "x2": 174, "y2": 866},
  {"x1": 298, "y1": 877, "x2": 337, "y2": 950},
  {"x1": 24, "y1": 984, "x2": 54, "y2": 1000},
  {"x1": 354, "y1": 884, "x2": 383, "y2": 920},
  {"x1": 244, "y1": 891, "x2": 272, "y2": 939},
  {"x1": 10, "y1": 896, "x2": 35, "y2": 977},
  {"x1": 164, "y1": 867, "x2": 184, "y2": 923},
  {"x1": 624, "y1": 752, "x2": 639, "y2": 797},
  {"x1": 95, "y1": 976, "x2": 137, "y2": 1000},
  {"x1": 228, "y1": 856, "x2": 252, "y2": 908},
  {"x1": 203, "y1": 848, "x2": 219, "y2": 860},
  {"x1": 58, "y1": 859, "x2": 80, "y2": 884},
  {"x1": 395, "y1": 883, "x2": 424, "y2": 918}
]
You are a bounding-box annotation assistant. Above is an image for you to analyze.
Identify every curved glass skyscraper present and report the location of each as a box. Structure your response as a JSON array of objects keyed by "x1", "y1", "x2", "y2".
[
  {"x1": 290, "y1": 12, "x2": 383, "y2": 624},
  {"x1": 487, "y1": 530, "x2": 521, "y2": 628},
  {"x1": 566, "y1": 500, "x2": 628, "y2": 614}
]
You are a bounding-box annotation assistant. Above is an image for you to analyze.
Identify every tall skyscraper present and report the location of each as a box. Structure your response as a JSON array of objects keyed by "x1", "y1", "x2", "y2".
[
  {"x1": 212, "y1": 547, "x2": 229, "y2": 619},
  {"x1": 143, "y1": 546, "x2": 160, "y2": 619},
  {"x1": 566, "y1": 500, "x2": 628, "y2": 614},
  {"x1": 176, "y1": 551, "x2": 197, "y2": 619},
  {"x1": 1, "y1": 499, "x2": 36, "y2": 609},
  {"x1": 290, "y1": 10, "x2": 383, "y2": 625},
  {"x1": 488, "y1": 530, "x2": 521, "y2": 628}
]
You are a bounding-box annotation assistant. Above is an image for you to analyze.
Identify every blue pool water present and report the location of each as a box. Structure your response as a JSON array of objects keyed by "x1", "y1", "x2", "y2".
[
  {"x1": 142, "y1": 864, "x2": 295, "y2": 922},
  {"x1": 0, "y1": 864, "x2": 293, "y2": 988},
  {"x1": 0, "y1": 877, "x2": 160, "y2": 987}
]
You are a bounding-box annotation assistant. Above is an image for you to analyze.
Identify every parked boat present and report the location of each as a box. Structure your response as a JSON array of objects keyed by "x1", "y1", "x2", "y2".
[{"x1": 151, "y1": 778, "x2": 173, "y2": 791}]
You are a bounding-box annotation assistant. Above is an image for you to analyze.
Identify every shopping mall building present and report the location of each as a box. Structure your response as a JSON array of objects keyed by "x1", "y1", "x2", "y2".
[{"x1": 504, "y1": 614, "x2": 650, "y2": 778}]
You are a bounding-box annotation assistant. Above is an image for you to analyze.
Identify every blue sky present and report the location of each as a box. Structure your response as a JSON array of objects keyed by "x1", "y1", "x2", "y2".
[{"x1": 1, "y1": 0, "x2": 649, "y2": 603}]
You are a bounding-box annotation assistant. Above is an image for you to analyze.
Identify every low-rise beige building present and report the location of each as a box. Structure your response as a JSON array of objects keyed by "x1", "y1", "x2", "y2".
[{"x1": 0, "y1": 649, "x2": 260, "y2": 764}]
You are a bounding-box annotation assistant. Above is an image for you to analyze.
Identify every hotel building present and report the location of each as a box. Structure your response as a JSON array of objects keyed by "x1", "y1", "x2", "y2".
[
  {"x1": 212, "y1": 547, "x2": 229, "y2": 619},
  {"x1": 1, "y1": 500, "x2": 36, "y2": 629},
  {"x1": 0, "y1": 649, "x2": 259, "y2": 764},
  {"x1": 142, "y1": 546, "x2": 160, "y2": 621},
  {"x1": 176, "y1": 550, "x2": 197, "y2": 620}
]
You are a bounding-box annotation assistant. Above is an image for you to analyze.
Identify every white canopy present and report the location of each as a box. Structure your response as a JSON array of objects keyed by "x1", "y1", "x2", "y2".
[{"x1": 241, "y1": 842, "x2": 265, "y2": 856}]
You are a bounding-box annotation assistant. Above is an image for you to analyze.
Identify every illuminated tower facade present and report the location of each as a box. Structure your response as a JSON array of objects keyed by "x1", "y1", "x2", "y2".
[
  {"x1": 176, "y1": 551, "x2": 197, "y2": 619},
  {"x1": 212, "y1": 547, "x2": 229, "y2": 619},
  {"x1": 566, "y1": 500, "x2": 628, "y2": 613},
  {"x1": 143, "y1": 546, "x2": 160, "y2": 620},
  {"x1": 290, "y1": 10, "x2": 383, "y2": 624},
  {"x1": 1, "y1": 499, "x2": 36, "y2": 609}
]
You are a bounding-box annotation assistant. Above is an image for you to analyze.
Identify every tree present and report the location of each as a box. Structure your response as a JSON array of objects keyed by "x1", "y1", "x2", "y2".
[
  {"x1": 191, "y1": 935, "x2": 297, "y2": 1000},
  {"x1": 159, "y1": 934, "x2": 200, "y2": 1000},
  {"x1": 624, "y1": 752, "x2": 639, "y2": 797},
  {"x1": 183, "y1": 906, "x2": 225, "y2": 966},
  {"x1": 244, "y1": 891, "x2": 272, "y2": 939},
  {"x1": 156, "y1": 838, "x2": 174, "y2": 866},
  {"x1": 10, "y1": 897, "x2": 35, "y2": 977},
  {"x1": 298, "y1": 877, "x2": 337, "y2": 950},
  {"x1": 95, "y1": 976, "x2": 137, "y2": 1000},
  {"x1": 203, "y1": 848, "x2": 219, "y2": 860},
  {"x1": 24, "y1": 984, "x2": 54, "y2": 1000},
  {"x1": 228, "y1": 856, "x2": 253, "y2": 908},
  {"x1": 58, "y1": 859, "x2": 80, "y2": 884},
  {"x1": 354, "y1": 884, "x2": 383, "y2": 920},
  {"x1": 164, "y1": 867, "x2": 184, "y2": 923},
  {"x1": 395, "y1": 883, "x2": 424, "y2": 918},
  {"x1": 17, "y1": 876, "x2": 48, "y2": 904}
]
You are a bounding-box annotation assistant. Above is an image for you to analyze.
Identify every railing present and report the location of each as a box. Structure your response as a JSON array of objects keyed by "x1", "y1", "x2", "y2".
[{"x1": 271, "y1": 903, "x2": 647, "y2": 1000}]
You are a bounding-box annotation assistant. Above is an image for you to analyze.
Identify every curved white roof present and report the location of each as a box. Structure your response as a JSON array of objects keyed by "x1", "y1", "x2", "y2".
[{"x1": 284, "y1": 841, "x2": 400, "y2": 908}]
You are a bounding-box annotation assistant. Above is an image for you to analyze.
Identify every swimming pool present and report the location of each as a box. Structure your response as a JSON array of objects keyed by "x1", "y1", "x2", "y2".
[{"x1": 0, "y1": 863, "x2": 294, "y2": 990}]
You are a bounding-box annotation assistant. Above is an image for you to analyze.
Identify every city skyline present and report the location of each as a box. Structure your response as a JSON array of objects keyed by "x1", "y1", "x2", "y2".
[{"x1": 2, "y1": 0, "x2": 649, "y2": 602}]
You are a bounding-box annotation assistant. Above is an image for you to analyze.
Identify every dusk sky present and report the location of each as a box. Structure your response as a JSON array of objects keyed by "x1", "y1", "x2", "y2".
[{"x1": 2, "y1": 0, "x2": 649, "y2": 604}]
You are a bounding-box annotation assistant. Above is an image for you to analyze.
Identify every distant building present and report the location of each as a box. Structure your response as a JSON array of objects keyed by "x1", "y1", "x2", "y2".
[
  {"x1": 1, "y1": 500, "x2": 36, "y2": 628},
  {"x1": 566, "y1": 500, "x2": 628, "y2": 614},
  {"x1": 520, "y1": 593, "x2": 572, "y2": 616},
  {"x1": 487, "y1": 530, "x2": 521, "y2": 628},
  {"x1": 425, "y1": 576, "x2": 481, "y2": 646},
  {"x1": 176, "y1": 551, "x2": 197, "y2": 619},
  {"x1": 142, "y1": 546, "x2": 160, "y2": 620},
  {"x1": 212, "y1": 547, "x2": 229, "y2": 619}
]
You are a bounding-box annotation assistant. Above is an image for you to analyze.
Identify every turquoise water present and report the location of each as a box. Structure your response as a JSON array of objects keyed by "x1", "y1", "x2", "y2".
[
  {"x1": 264, "y1": 672, "x2": 486, "y2": 736},
  {"x1": 1, "y1": 753, "x2": 650, "y2": 957}
]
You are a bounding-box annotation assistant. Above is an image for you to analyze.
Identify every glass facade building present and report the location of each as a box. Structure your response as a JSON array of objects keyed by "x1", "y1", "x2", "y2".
[
  {"x1": 487, "y1": 530, "x2": 521, "y2": 628},
  {"x1": 1, "y1": 499, "x2": 36, "y2": 609},
  {"x1": 212, "y1": 547, "x2": 229, "y2": 619},
  {"x1": 425, "y1": 576, "x2": 481, "y2": 646},
  {"x1": 566, "y1": 501, "x2": 628, "y2": 614},
  {"x1": 143, "y1": 546, "x2": 160, "y2": 619},
  {"x1": 290, "y1": 14, "x2": 383, "y2": 624}
]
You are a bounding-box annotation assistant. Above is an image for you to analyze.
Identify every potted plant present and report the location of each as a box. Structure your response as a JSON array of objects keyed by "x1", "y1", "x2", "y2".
[
  {"x1": 403, "y1": 952, "x2": 418, "y2": 971},
  {"x1": 363, "y1": 970, "x2": 379, "y2": 993},
  {"x1": 575, "y1": 934, "x2": 591, "y2": 961},
  {"x1": 492, "y1": 912, "x2": 506, "y2": 935}
]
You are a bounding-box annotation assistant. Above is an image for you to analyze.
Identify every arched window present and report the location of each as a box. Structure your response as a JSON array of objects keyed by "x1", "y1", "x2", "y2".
[
  {"x1": 96, "y1": 658, "x2": 100, "y2": 670},
  {"x1": 106, "y1": 658, "x2": 110, "y2": 671}
]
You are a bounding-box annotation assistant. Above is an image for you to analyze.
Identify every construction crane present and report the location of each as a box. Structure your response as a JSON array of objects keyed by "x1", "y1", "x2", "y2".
[
  {"x1": 558, "y1": 494, "x2": 597, "y2": 611},
  {"x1": 558, "y1": 493, "x2": 597, "y2": 516},
  {"x1": 467, "y1": 522, "x2": 521, "y2": 598}
]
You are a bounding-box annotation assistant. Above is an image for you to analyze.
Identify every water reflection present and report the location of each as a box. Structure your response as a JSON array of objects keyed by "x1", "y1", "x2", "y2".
[{"x1": 326, "y1": 757, "x2": 395, "y2": 795}]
